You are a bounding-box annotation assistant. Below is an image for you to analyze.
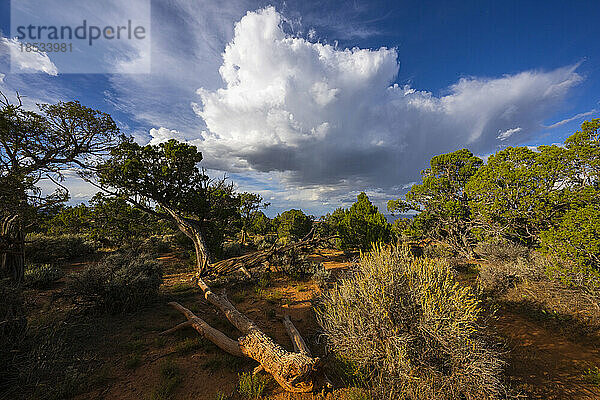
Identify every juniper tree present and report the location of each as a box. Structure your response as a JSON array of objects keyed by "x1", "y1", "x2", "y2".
[{"x1": 0, "y1": 94, "x2": 121, "y2": 283}]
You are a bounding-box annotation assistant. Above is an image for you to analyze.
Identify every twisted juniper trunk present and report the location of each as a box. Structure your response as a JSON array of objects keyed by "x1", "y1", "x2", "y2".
[
  {"x1": 0, "y1": 215, "x2": 25, "y2": 285},
  {"x1": 162, "y1": 206, "x2": 212, "y2": 275}
]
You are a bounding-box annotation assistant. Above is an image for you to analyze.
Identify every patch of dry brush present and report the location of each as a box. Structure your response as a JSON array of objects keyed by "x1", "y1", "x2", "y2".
[{"x1": 317, "y1": 244, "x2": 505, "y2": 399}]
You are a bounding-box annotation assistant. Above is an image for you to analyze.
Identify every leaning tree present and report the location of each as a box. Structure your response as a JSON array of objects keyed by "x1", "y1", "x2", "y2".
[
  {"x1": 0, "y1": 93, "x2": 121, "y2": 284},
  {"x1": 96, "y1": 139, "x2": 329, "y2": 392}
]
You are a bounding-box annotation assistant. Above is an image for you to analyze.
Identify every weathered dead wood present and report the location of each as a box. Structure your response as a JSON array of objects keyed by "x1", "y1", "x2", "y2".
[
  {"x1": 0, "y1": 214, "x2": 25, "y2": 284},
  {"x1": 283, "y1": 315, "x2": 334, "y2": 392},
  {"x1": 283, "y1": 315, "x2": 311, "y2": 355},
  {"x1": 209, "y1": 232, "x2": 334, "y2": 276},
  {"x1": 164, "y1": 301, "x2": 243, "y2": 357},
  {"x1": 163, "y1": 276, "x2": 321, "y2": 392},
  {"x1": 159, "y1": 320, "x2": 193, "y2": 336}
]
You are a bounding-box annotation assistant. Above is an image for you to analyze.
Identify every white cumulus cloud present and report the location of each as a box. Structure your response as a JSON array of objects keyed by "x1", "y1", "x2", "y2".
[{"x1": 191, "y1": 6, "x2": 582, "y2": 194}]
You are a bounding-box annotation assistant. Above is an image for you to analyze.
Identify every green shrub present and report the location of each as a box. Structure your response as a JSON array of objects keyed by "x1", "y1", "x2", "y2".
[
  {"x1": 222, "y1": 241, "x2": 245, "y2": 259},
  {"x1": 139, "y1": 235, "x2": 175, "y2": 254},
  {"x1": 70, "y1": 252, "x2": 163, "y2": 313},
  {"x1": 540, "y1": 203, "x2": 600, "y2": 289},
  {"x1": 317, "y1": 244, "x2": 505, "y2": 399},
  {"x1": 237, "y1": 372, "x2": 269, "y2": 399},
  {"x1": 24, "y1": 264, "x2": 64, "y2": 288},
  {"x1": 271, "y1": 247, "x2": 323, "y2": 281},
  {"x1": 26, "y1": 234, "x2": 97, "y2": 264},
  {"x1": 338, "y1": 193, "x2": 391, "y2": 251},
  {"x1": 273, "y1": 209, "x2": 312, "y2": 242}
]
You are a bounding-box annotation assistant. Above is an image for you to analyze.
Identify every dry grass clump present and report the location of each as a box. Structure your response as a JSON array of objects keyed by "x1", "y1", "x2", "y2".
[
  {"x1": 24, "y1": 264, "x2": 64, "y2": 288},
  {"x1": 475, "y1": 240, "x2": 530, "y2": 263},
  {"x1": 477, "y1": 256, "x2": 543, "y2": 295},
  {"x1": 317, "y1": 244, "x2": 505, "y2": 400}
]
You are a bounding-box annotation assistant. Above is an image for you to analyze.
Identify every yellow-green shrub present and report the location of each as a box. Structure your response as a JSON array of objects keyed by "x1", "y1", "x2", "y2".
[{"x1": 317, "y1": 244, "x2": 504, "y2": 399}]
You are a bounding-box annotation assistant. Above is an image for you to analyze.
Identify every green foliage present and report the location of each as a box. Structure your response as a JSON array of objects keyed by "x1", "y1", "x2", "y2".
[
  {"x1": 70, "y1": 252, "x2": 163, "y2": 313},
  {"x1": 322, "y1": 207, "x2": 346, "y2": 238},
  {"x1": 337, "y1": 193, "x2": 390, "y2": 251},
  {"x1": 273, "y1": 209, "x2": 313, "y2": 242},
  {"x1": 237, "y1": 372, "x2": 270, "y2": 399},
  {"x1": 44, "y1": 204, "x2": 93, "y2": 236},
  {"x1": 24, "y1": 264, "x2": 64, "y2": 288},
  {"x1": 391, "y1": 149, "x2": 482, "y2": 254},
  {"x1": 43, "y1": 194, "x2": 175, "y2": 249},
  {"x1": 97, "y1": 139, "x2": 240, "y2": 259},
  {"x1": 540, "y1": 203, "x2": 600, "y2": 284},
  {"x1": 238, "y1": 192, "x2": 270, "y2": 239},
  {"x1": 466, "y1": 145, "x2": 570, "y2": 245},
  {"x1": 317, "y1": 244, "x2": 504, "y2": 399},
  {"x1": 564, "y1": 118, "x2": 600, "y2": 185},
  {"x1": 0, "y1": 98, "x2": 122, "y2": 284},
  {"x1": 25, "y1": 233, "x2": 98, "y2": 264},
  {"x1": 248, "y1": 211, "x2": 271, "y2": 235}
]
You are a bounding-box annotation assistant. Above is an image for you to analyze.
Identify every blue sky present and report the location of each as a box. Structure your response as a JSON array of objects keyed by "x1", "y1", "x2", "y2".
[{"x1": 1, "y1": 0, "x2": 599, "y2": 216}]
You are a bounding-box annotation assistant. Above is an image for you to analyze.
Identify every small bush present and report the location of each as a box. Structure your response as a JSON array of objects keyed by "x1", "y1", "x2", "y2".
[
  {"x1": 237, "y1": 372, "x2": 269, "y2": 399},
  {"x1": 271, "y1": 247, "x2": 323, "y2": 281},
  {"x1": 139, "y1": 235, "x2": 175, "y2": 254},
  {"x1": 311, "y1": 264, "x2": 332, "y2": 288},
  {"x1": 222, "y1": 241, "x2": 245, "y2": 259},
  {"x1": 317, "y1": 244, "x2": 505, "y2": 399},
  {"x1": 70, "y1": 252, "x2": 163, "y2": 313},
  {"x1": 26, "y1": 234, "x2": 98, "y2": 264},
  {"x1": 422, "y1": 243, "x2": 456, "y2": 260},
  {"x1": 477, "y1": 257, "x2": 543, "y2": 295},
  {"x1": 475, "y1": 240, "x2": 530, "y2": 263},
  {"x1": 24, "y1": 264, "x2": 64, "y2": 288}
]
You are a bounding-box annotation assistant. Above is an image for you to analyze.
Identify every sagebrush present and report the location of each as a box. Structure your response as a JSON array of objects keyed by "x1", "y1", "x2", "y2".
[
  {"x1": 70, "y1": 251, "x2": 163, "y2": 313},
  {"x1": 317, "y1": 244, "x2": 505, "y2": 399},
  {"x1": 25, "y1": 234, "x2": 98, "y2": 264}
]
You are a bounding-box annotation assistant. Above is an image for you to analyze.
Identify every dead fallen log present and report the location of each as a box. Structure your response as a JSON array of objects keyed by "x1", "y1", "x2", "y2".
[
  {"x1": 161, "y1": 276, "x2": 323, "y2": 392},
  {"x1": 209, "y1": 232, "x2": 335, "y2": 276}
]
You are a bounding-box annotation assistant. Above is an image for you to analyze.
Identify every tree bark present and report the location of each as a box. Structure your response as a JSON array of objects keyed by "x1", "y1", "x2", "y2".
[
  {"x1": 0, "y1": 215, "x2": 25, "y2": 285},
  {"x1": 161, "y1": 205, "x2": 213, "y2": 275}
]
